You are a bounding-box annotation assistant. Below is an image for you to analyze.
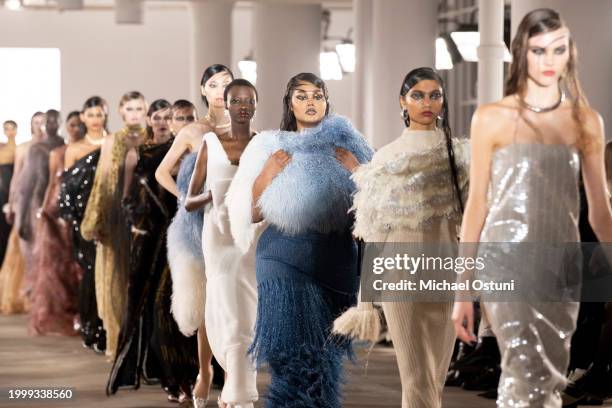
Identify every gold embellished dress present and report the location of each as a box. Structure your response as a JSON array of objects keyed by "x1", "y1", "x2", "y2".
[
  {"x1": 81, "y1": 127, "x2": 146, "y2": 358},
  {"x1": 0, "y1": 141, "x2": 32, "y2": 314}
]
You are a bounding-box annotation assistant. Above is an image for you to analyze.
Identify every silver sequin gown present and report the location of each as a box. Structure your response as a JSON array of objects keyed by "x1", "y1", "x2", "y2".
[{"x1": 479, "y1": 143, "x2": 581, "y2": 408}]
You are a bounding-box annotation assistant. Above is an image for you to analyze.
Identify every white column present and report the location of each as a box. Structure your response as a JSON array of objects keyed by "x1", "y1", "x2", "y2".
[
  {"x1": 352, "y1": 0, "x2": 373, "y2": 138},
  {"x1": 190, "y1": 0, "x2": 234, "y2": 113},
  {"x1": 512, "y1": 0, "x2": 612, "y2": 140},
  {"x1": 477, "y1": 0, "x2": 505, "y2": 105},
  {"x1": 353, "y1": 0, "x2": 437, "y2": 149},
  {"x1": 252, "y1": 1, "x2": 321, "y2": 130}
]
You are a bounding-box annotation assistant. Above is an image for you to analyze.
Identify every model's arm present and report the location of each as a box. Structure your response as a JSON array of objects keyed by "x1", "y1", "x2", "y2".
[
  {"x1": 452, "y1": 105, "x2": 497, "y2": 344},
  {"x1": 184, "y1": 140, "x2": 210, "y2": 212},
  {"x1": 156, "y1": 123, "x2": 210, "y2": 198},
  {"x1": 251, "y1": 150, "x2": 291, "y2": 222},
  {"x1": 122, "y1": 148, "x2": 138, "y2": 201},
  {"x1": 581, "y1": 109, "x2": 612, "y2": 243}
]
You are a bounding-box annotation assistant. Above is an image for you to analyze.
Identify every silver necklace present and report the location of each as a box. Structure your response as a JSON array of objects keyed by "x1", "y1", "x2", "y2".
[{"x1": 518, "y1": 90, "x2": 565, "y2": 113}]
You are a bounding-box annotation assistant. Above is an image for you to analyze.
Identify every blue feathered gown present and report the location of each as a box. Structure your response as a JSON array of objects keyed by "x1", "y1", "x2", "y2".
[
  {"x1": 227, "y1": 115, "x2": 374, "y2": 407},
  {"x1": 167, "y1": 152, "x2": 206, "y2": 336}
]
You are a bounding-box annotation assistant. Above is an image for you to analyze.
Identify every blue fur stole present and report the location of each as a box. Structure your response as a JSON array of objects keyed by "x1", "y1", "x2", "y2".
[
  {"x1": 258, "y1": 115, "x2": 373, "y2": 235},
  {"x1": 167, "y1": 152, "x2": 204, "y2": 261}
]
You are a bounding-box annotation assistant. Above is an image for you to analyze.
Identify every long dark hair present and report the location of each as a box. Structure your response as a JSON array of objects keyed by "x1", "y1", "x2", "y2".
[
  {"x1": 200, "y1": 64, "x2": 234, "y2": 107},
  {"x1": 146, "y1": 99, "x2": 171, "y2": 140},
  {"x1": 399, "y1": 67, "x2": 463, "y2": 213},
  {"x1": 80, "y1": 96, "x2": 109, "y2": 136},
  {"x1": 506, "y1": 8, "x2": 591, "y2": 151},
  {"x1": 280, "y1": 72, "x2": 330, "y2": 131}
]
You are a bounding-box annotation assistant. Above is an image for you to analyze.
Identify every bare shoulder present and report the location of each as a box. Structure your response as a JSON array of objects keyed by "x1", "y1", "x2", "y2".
[
  {"x1": 580, "y1": 106, "x2": 604, "y2": 131},
  {"x1": 473, "y1": 97, "x2": 518, "y2": 125},
  {"x1": 577, "y1": 106, "x2": 606, "y2": 154},
  {"x1": 178, "y1": 122, "x2": 212, "y2": 144},
  {"x1": 66, "y1": 139, "x2": 86, "y2": 152},
  {"x1": 16, "y1": 142, "x2": 31, "y2": 154},
  {"x1": 471, "y1": 97, "x2": 520, "y2": 145},
  {"x1": 49, "y1": 146, "x2": 64, "y2": 161}
]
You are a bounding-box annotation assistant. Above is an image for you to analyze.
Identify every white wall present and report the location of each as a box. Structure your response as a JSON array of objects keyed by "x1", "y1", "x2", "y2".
[
  {"x1": 0, "y1": 2, "x2": 356, "y2": 137},
  {"x1": 0, "y1": 47, "x2": 61, "y2": 144},
  {"x1": 0, "y1": 4, "x2": 192, "y2": 133}
]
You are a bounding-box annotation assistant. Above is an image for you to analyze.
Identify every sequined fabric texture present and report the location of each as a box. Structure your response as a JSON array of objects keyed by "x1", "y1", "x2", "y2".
[{"x1": 479, "y1": 143, "x2": 581, "y2": 408}]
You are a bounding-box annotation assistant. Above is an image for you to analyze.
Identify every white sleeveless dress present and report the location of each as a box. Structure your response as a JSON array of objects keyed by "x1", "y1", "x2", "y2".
[{"x1": 201, "y1": 132, "x2": 258, "y2": 405}]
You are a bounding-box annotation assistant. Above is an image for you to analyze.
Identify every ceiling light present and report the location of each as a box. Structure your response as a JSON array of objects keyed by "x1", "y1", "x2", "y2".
[
  {"x1": 319, "y1": 51, "x2": 343, "y2": 81},
  {"x1": 435, "y1": 38, "x2": 453, "y2": 70},
  {"x1": 238, "y1": 56, "x2": 257, "y2": 85},
  {"x1": 335, "y1": 41, "x2": 355, "y2": 73},
  {"x1": 5, "y1": 0, "x2": 22, "y2": 11}
]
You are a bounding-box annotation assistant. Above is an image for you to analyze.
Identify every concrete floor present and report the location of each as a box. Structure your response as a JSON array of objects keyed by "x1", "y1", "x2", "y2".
[{"x1": 0, "y1": 314, "x2": 610, "y2": 408}]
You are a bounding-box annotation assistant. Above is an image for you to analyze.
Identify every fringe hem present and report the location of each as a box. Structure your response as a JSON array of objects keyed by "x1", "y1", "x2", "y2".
[{"x1": 249, "y1": 275, "x2": 351, "y2": 407}]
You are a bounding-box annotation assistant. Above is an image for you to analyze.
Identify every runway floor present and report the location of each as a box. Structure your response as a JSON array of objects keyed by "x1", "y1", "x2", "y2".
[{"x1": 1, "y1": 314, "x2": 610, "y2": 408}]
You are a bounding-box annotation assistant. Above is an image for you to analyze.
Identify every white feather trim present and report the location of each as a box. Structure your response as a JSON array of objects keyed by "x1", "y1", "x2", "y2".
[
  {"x1": 352, "y1": 138, "x2": 470, "y2": 239},
  {"x1": 226, "y1": 131, "x2": 278, "y2": 253},
  {"x1": 333, "y1": 301, "x2": 381, "y2": 344},
  {"x1": 169, "y1": 249, "x2": 206, "y2": 337}
]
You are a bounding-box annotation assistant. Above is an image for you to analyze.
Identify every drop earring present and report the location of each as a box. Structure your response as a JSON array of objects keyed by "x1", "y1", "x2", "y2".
[
  {"x1": 436, "y1": 115, "x2": 443, "y2": 129},
  {"x1": 402, "y1": 109, "x2": 410, "y2": 126}
]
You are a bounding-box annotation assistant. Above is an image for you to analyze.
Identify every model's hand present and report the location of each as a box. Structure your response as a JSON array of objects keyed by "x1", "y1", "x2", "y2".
[
  {"x1": 452, "y1": 301, "x2": 477, "y2": 344},
  {"x1": 260, "y1": 150, "x2": 291, "y2": 184},
  {"x1": 335, "y1": 147, "x2": 360, "y2": 173},
  {"x1": 184, "y1": 191, "x2": 212, "y2": 213},
  {"x1": 212, "y1": 203, "x2": 229, "y2": 234}
]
